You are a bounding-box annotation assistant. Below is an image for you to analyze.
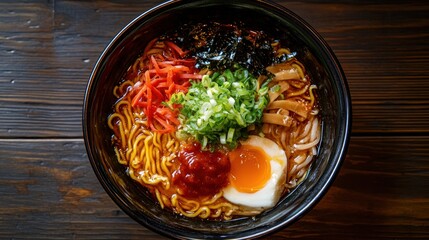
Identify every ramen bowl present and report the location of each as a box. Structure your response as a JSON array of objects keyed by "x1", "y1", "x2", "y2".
[{"x1": 83, "y1": 0, "x2": 351, "y2": 239}]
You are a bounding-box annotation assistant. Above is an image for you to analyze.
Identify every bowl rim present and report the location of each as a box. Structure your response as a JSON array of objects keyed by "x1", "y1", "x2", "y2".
[{"x1": 83, "y1": 0, "x2": 352, "y2": 239}]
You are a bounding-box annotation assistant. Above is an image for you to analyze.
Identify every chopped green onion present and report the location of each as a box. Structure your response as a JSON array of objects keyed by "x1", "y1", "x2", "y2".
[
  {"x1": 168, "y1": 65, "x2": 269, "y2": 149},
  {"x1": 271, "y1": 84, "x2": 281, "y2": 92},
  {"x1": 227, "y1": 128, "x2": 235, "y2": 143}
]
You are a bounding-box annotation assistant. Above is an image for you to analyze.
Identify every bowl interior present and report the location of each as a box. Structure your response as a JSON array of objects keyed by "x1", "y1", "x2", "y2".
[{"x1": 83, "y1": 0, "x2": 350, "y2": 239}]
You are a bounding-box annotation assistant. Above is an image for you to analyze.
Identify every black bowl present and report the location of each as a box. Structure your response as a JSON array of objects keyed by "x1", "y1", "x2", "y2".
[{"x1": 83, "y1": 0, "x2": 351, "y2": 239}]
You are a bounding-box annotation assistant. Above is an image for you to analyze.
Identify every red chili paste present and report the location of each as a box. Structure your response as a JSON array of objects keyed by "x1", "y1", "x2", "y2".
[{"x1": 172, "y1": 143, "x2": 230, "y2": 198}]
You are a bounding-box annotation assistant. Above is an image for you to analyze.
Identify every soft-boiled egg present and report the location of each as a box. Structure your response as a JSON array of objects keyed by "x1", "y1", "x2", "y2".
[{"x1": 223, "y1": 135, "x2": 288, "y2": 210}]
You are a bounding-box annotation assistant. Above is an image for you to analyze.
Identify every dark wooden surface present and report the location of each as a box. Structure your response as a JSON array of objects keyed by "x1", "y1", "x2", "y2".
[{"x1": 1, "y1": 0, "x2": 428, "y2": 239}]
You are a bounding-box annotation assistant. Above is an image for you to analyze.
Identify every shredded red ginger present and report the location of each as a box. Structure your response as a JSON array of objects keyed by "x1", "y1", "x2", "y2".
[{"x1": 130, "y1": 39, "x2": 203, "y2": 133}]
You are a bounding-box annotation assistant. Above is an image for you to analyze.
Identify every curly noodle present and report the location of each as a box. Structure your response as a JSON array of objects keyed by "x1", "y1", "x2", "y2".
[{"x1": 108, "y1": 40, "x2": 321, "y2": 220}]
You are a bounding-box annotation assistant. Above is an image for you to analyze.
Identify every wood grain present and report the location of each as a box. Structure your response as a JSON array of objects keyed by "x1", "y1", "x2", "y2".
[
  {"x1": 1, "y1": 0, "x2": 428, "y2": 138},
  {"x1": 0, "y1": 1, "x2": 161, "y2": 138},
  {"x1": 0, "y1": 139, "x2": 162, "y2": 239},
  {"x1": 1, "y1": 0, "x2": 428, "y2": 239},
  {"x1": 284, "y1": 2, "x2": 429, "y2": 134},
  {"x1": 1, "y1": 137, "x2": 428, "y2": 239}
]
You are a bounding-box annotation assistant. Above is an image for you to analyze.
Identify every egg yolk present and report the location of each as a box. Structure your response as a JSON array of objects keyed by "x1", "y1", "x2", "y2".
[{"x1": 228, "y1": 144, "x2": 271, "y2": 193}]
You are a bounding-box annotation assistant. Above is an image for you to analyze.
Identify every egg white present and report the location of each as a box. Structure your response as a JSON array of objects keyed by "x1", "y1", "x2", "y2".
[{"x1": 223, "y1": 135, "x2": 288, "y2": 209}]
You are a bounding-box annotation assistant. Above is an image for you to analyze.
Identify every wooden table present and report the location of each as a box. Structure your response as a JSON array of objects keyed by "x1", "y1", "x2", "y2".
[{"x1": 1, "y1": 0, "x2": 428, "y2": 239}]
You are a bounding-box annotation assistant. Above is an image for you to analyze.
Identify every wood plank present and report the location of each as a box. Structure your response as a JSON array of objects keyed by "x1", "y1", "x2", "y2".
[
  {"x1": 0, "y1": 0, "x2": 428, "y2": 136},
  {"x1": 283, "y1": 1, "x2": 429, "y2": 134},
  {"x1": 0, "y1": 1, "x2": 161, "y2": 138},
  {"x1": 1, "y1": 136, "x2": 428, "y2": 239},
  {"x1": 271, "y1": 135, "x2": 429, "y2": 239},
  {"x1": 0, "y1": 139, "x2": 165, "y2": 239}
]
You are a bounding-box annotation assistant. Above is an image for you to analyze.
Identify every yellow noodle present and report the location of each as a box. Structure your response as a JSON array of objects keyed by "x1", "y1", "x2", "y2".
[
  {"x1": 114, "y1": 148, "x2": 127, "y2": 165},
  {"x1": 108, "y1": 113, "x2": 126, "y2": 132},
  {"x1": 152, "y1": 131, "x2": 162, "y2": 149},
  {"x1": 309, "y1": 85, "x2": 317, "y2": 108},
  {"x1": 211, "y1": 209, "x2": 222, "y2": 218},
  {"x1": 130, "y1": 133, "x2": 146, "y2": 163},
  {"x1": 126, "y1": 125, "x2": 140, "y2": 156},
  {"x1": 114, "y1": 101, "x2": 133, "y2": 131},
  {"x1": 287, "y1": 84, "x2": 309, "y2": 98},
  {"x1": 202, "y1": 192, "x2": 223, "y2": 205},
  {"x1": 155, "y1": 189, "x2": 165, "y2": 209},
  {"x1": 155, "y1": 149, "x2": 164, "y2": 178},
  {"x1": 108, "y1": 40, "x2": 321, "y2": 221},
  {"x1": 118, "y1": 121, "x2": 127, "y2": 150},
  {"x1": 113, "y1": 85, "x2": 121, "y2": 98},
  {"x1": 161, "y1": 194, "x2": 171, "y2": 208},
  {"x1": 160, "y1": 156, "x2": 171, "y2": 178},
  {"x1": 292, "y1": 63, "x2": 305, "y2": 80},
  {"x1": 171, "y1": 194, "x2": 200, "y2": 212},
  {"x1": 188, "y1": 206, "x2": 210, "y2": 218}
]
